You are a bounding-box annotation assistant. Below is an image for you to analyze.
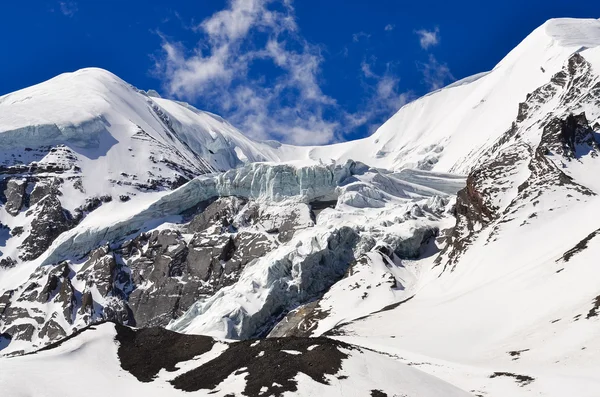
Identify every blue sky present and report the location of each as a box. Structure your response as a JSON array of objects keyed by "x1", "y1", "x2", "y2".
[{"x1": 1, "y1": 1, "x2": 599, "y2": 144}]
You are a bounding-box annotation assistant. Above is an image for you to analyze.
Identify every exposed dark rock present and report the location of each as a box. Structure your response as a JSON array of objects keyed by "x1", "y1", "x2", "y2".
[
  {"x1": 123, "y1": 218, "x2": 277, "y2": 328},
  {"x1": 125, "y1": 230, "x2": 192, "y2": 327},
  {"x1": 557, "y1": 228, "x2": 600, "y2": 263},
  {"x1": 171, "y1": 336, "x2": 351, "y2": 396},
  {"x1": 490, "y1": 372, "x2": 535, "y2": 387},
  {"x1": 29, "y1": 178, "x2": 61, "y2": 207},
  {"x1": 188, "y1": 196, "x2": 247, "y2": 233},
  {"x1": 73, "y1": 195, "x2": 112, "y2": 222},
  {"x1": 0, "y1": 290, "x2": 14, "y2": 315},
  {"x1": 3, "y1": 323, "x2": 36, "y2": 342},
  {"x1": 0, "y1": 256, "x2": 16, "y2": 269},
  {"x1": 77, "y1": 245, "x2": 118, "y2": 296},
  {"x1": 38, "y1": 318, "x2": 67, "y2": 341},
  {"x1": 508, "y1": 349, "x2": 530, "y2": 361},
  {"x1": 10, "y1": 226, "x2": 23, "y2": 237},
  {"x1": 3, "y1": 178, "x2": 27, "y2": 216},
  {"x1": 371, "y1": 390, "x2": 388, "y2": 397},
  {"x1": 58, "y1": 277, "x2": 77, "y2": 324},
  {"x1": 438, "y1": 53, "x2": 600, "y2": 273},
  {"x1": 38, "y1": 263, "x2": 70, "y2": 303},
  {"x1": 80, "y1": 291, "x2": 94, "y2": 315},
  {"x1": 19, "y1": 194, "x2": 73, "y2": 261},
  {"x1": 540, "y1": 112, "x2": 599, "y2": 160},
  {"x1": 114, "y1": 324, "x2": 215, "y2": 382},
  {"x1": 586, "y1": 295, "x2": 600, "y2": 319},
  {"x1": 103, "y1": 298, "x2": 135, "y2": 326}
]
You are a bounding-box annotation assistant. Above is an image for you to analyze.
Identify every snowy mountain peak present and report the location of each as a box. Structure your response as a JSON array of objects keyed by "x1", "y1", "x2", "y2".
[
  {"x1": 2, "y1": 17, "x2": 600, "y2": 397},
  {"x1": 543, "y1": 18, "x2": 600, "y2": 47}
]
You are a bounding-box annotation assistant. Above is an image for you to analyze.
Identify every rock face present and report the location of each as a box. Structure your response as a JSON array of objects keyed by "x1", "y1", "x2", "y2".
[
  {"x1": 438, "y1": 52, "x2": 600, "y2": 273},
  {"x1": 122, "y1": 196, "x2": 314, "y2": 328},
  {"x1": 542, "y1": 113, "x2": 600, "y2": 160},
  {"x1": 169, "y1": 225, "x2": 362, "y2": 339},
  {"x1": 19, "y1": 195, "x2": 73, "y2": 261},
  {"x1": 29, "y1": 178, "x2": 62, "y2": 207},
  {"x1": 3, "y1": 179, "x2": 27, "y2": 216},
  {"x1": 111, "y1": 323, "x2": 351, "y2": 396}
]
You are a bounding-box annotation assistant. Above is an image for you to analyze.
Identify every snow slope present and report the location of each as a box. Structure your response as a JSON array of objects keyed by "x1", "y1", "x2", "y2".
[
  {"x1": 0, "y1": 322, "x2": 471, "y2": 397},
  {"x1": 0, "y1": 67, "x2": 296, "y2": 205},
  {"x1": 270, "y1": 18, "x2": 600, "y2": 174}
]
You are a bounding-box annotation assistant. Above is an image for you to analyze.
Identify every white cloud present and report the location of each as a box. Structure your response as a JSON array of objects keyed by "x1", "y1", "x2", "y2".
[
  {"x1": 418, "y1": 54, "x2": 455, "y2": 91},
  {"x1": 360, "y1": 61, "x2": 377, "y2": 79},
  {"x1": 59, "y1": 1, "x2": 77, "y2": 17},
  {"x1": 415, "y1": 27, "x2": 439, "y2": 49},
  {"x1": 154, "y1": 0, "x2": 408, "y2": 145},
  {"x1": 384, "y1": 24, "x2": 395, "y2": 31},
  {"x1": 352, "y1": 31, "x2": 371, "y2": 43},
  {"x1": 357, "y1": 59, "x2": 413, "y2": 132}
]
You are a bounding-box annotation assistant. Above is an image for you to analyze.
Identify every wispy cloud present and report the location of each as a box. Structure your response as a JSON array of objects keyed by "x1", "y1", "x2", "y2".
[
  {"x1": 415, "y1": 27, "x2": 439, "y2": 49},
  {"x1": 59, "y1": 1, "x2": 78, "y2": 17},
  {"x1": 154, "y1": 0, "x2": 409, "y2": 145},
  {"x1": 418, "y1": 54, "x2": 454, "y2": 91},
  {"x1": 352, "y1": 31, "x2": 371, "y2": 43},
  {"x1": 359, "y1": 59, "x2": 413, "y2": 129},
  {"x1": 384, "y1": 24, "x2": 395, "y2": 31}
]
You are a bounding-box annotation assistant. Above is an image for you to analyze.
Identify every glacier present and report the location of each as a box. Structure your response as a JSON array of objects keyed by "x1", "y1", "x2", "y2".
[{"x1": 41, "y1": 160, "x2": 370, "y2": 266}]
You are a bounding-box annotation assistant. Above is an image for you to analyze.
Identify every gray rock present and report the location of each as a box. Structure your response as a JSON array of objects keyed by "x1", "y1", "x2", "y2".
[
  {"x1": 188, "y1": 197, "x2": 247, "y2": 233},
  {"x1": 29, "y1": 178, "x2": 61, "y2": 207},
  {"x1": 0, "y1": 290, "x2": 14, "y2": 316},
  {"x1": 78, "y1": 245, "x2": 117, "y2": 296},
  {"x1": 19, "y1": 195, "x2": 73, "y2": 261},
  {"x1": 0, "y1": 256, "x2": 16, "y2": 269},
  {"x1": 38, "y1": 318, "x2": 67, "y2": 341},
  {"x1": 3, "y1": 323, "x2": 36, "y2": 342},
  {"x1": 4, "y1": 179, "x2": 27, "y2": 216}
]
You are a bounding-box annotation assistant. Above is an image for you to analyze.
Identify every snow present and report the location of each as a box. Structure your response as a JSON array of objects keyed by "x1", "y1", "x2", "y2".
[
  {"x1": 236, "y1": 18, "x2": 600, "y2": 176},
  {"x1": 0, "y1": 323, "x2": 472, "y2": 397},
  {"x1": 545, "y1": 18, "x2": 600, "y2": 47},
  {"x1": 2, "y1": 16, "x2": 600, "y2": 397}
]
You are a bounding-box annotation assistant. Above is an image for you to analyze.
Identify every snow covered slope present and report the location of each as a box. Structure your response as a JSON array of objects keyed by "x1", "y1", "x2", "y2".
[
  {"x1": 0, "y1": 67, "x2": 308, "y2": 269},
  {"x1": 274, "y1": 18, "x2": 600, "y2": 174},
  {"x1": 0, "y1": 67, "x2": 290, "y2": 203},
  {"x1": 0, "y1": 322, "x2": 471, "y2": 397}
]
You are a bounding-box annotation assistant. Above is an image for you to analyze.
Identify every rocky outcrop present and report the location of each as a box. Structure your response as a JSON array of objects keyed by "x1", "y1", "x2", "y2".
[
  {"x1": 29, "y1": 178, "x2": 62, "y2": 207},
  {"x1": 19, "y1": 195, "x2": 73, "y2": 261},
  {"x1": 77, "y1": 245, "x2": 119, "y2": 297},
  {"x1": 187, "y1": 196, "x2": 248, "y2": 233},
  {"x1": 3, "y1": 178, "x2": 27, "y2": 216},
  {"x1": 122, "y1": 198, "x2": 282, "y2": 328},
  {"x1": 169, "y1": 225, "x2": 360, "y2": 339},
  {"x1": 0, "y1": 256, "x2": 16, "y2": 269},
  {"x1": 438, "y1": 53, "x2": 600, "y2": 273},
  {"x1": 541, "y1": 113, "x2": 600, "y2": 160}
]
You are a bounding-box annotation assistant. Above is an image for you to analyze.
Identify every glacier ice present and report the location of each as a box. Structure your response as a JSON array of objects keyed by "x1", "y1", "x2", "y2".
[{"x1": 41, "y1": 160, "x2": 368, "y2": 266}]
